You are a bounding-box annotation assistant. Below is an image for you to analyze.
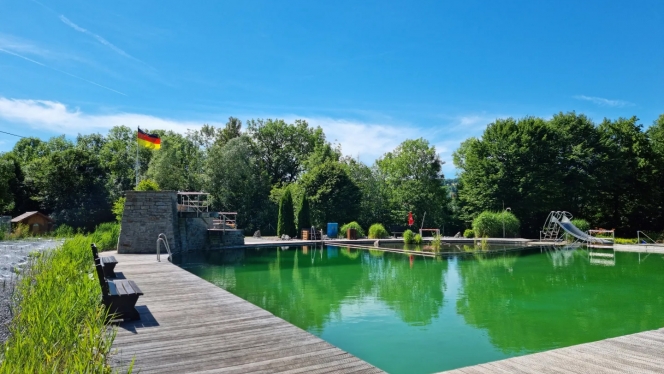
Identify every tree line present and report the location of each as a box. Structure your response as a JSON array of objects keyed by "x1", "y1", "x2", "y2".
[{"x1": 1, "y1": 111, "x2": 662, "y2": 238}]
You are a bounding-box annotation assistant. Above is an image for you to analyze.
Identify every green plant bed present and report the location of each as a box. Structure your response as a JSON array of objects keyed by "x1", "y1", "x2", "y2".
[
  {"x1": 615, "y1": 238, "x2": 638, "y2": 244},
  {"x1": 1, "y1": 235, "x2": 120, "y2": 373},
  {"x1": 340, "y1": 221, "x2": 365, "y2": 238}
]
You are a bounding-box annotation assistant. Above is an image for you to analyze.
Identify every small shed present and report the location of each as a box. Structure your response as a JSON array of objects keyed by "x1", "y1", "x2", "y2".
[{"x1": 11, "y1": 211, "x2": 54, "y2": 235}]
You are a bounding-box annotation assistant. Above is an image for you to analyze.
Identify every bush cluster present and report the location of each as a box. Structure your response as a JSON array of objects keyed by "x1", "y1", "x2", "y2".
[
  {"x1": 403, "y1": 229, "x2": 415, "y2": 244},
  {"x1": 368, "y1": 223, "x2": 389, "y2": 239},
  {"x1": 463, "y1": 229, "x2": 475, "y2": 238},
  {"x1": 340, "y1": 221, "x2": 365, "y2": 238},
  {"x1": 472, "y1": 211, "x2": 520, "y2": 238},
  {"x1": 414, "y1": 233, "x2": 423, "y2": 245}
]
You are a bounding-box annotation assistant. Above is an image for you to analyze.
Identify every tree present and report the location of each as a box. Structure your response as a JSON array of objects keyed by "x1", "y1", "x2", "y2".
[
  {"x1": 135, "y1": 179, "x2": 160, "y2": 191},
  {"x1": 299, "y1": 161, "x2": 361, "y2": 227},
  {"x1": 296, "y1": 195, "x2": 311, "y2": 230},
  {"x1": 99, "y1": 126, "x2": 139, "y2": 200},
  {"x1": 0, "y1": 154, "x2": 15, "y2": 214},
  {"x1": 206, "y1": 136, "x2": 272, "y2": 234},
  {"x1": 247, "y1": 119, "x2": 328, "y2": 185},
  {"x1": 147, "y1": 131, "x2": 204, "y2": 191},
  {"x1": 377, "y1": 138, "x2": 450, "y2": 229},
  {"x1": 277, "y1": 187, "x2": 296, "y2": 237},
  {"x1": 343, "y1": 157, "x2": 391, "y2": 229},
  {"x1": 218, "y1": 117, "x2": 243, "y2": 146}
]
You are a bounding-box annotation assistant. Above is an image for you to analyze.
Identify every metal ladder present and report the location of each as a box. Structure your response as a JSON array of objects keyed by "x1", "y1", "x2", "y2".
[{"x1": 157, "y1": 233, "x2": 172, "y2": 262}]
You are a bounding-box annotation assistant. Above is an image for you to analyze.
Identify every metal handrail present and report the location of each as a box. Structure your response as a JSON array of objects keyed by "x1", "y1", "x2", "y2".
[
  {"x1": 637, "y1": 231, "x2": 657, "y2": 245},
  {"x1": 157, "y1": 233, "x2": 172, "y2": 262}
]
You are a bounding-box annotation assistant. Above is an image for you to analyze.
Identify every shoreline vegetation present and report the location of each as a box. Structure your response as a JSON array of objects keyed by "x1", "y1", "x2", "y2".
[{"x1": 0, "y1": 224, "x2": 127, "y2": 373}]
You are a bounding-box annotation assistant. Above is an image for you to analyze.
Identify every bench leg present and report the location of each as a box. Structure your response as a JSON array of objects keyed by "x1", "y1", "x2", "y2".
[{"x1": 103, "y1": 295, "x2": 141, "y2": 321}]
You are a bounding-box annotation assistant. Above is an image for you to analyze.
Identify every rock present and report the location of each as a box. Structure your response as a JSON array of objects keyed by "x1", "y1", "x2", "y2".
[
  {"x1": 281, "y1": 234, "x2": 290, "y2": 240},
  {"x1": 374, "y1": 240, "x2": 380, "y2": 247},
  {"x1": 454, "y1": 232, "x2": 461, "y2": 238},
  {"x1": 253, "y1": 230, "x2": 261, "y2": 238}
]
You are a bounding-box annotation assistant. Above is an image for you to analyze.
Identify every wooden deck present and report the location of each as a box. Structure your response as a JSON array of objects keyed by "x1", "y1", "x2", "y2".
[
  {"x1": 441, "y1": 327, "x2": 664, "y2": 374},
  {"x1": 106, "y1": 252, "x2": 383, "y2": 374}
]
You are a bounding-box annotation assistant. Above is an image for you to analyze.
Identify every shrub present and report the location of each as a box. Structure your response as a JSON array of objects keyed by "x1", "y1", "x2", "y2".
[
  {"x1": 52, "y1": 224, "x2": 75, "y2": 238},
  {"x1": 340, "y1": 221, "x2": 365, "y2": 238},
  {"x1": 8, "y1": 223, "x2": 31, "y2": 239},
  {"x1": 615, "y1": 238, "x2": 637, "y2": 244},
  {"x1": 472, "y1": 211, "x2": 520, "y2": 238},
  {"x1": 463, "y1": 229, "x2": 475, "y2": 238},
  {"x1": 277, "y1": 188, "x2": 296, "y2": 237},
  {"x1": 571, "y1": 219, "x2": 590, "y2": 233},
  {"x1": 1, "y1": 235, "x2": 115, "y2": 372},
  {"x1": 89, "y1": 222, "x2": 120, "y2": 251},
  {"x1": 368, "y1": 223, "x2": 389, "y2": 239},
  {"x1": 414, "y1": 233, "x2": 423, "y2": 245},
  {"x1": 431, "y1": 234, "x2": 442, "y2": 252},
  {"x1": 296, "y1": 195, "x2": 311, "y2": 230},
  {"x1": 135, "y1": 179, "x2": 159, "y2": 191},
  {"x1": 112, "y1": 197, "x2": 126, "y2": 222},
  {"x1": 403, "y1": 229, "x2": 415, "y2": 244}
]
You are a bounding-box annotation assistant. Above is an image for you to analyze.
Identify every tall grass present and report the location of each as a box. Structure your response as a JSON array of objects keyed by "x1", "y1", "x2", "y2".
[
  {"x1": 90, "y1": 222, "x2": 120, "y2": 251},
  {"x1": 0, "y1": 235, "x2": 117, "y2": 373}
]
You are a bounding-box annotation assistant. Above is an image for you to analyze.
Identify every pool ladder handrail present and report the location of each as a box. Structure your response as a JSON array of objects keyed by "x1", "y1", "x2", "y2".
[{"x1": 157, "y1": 233, "x2": 172, "y2": 262}]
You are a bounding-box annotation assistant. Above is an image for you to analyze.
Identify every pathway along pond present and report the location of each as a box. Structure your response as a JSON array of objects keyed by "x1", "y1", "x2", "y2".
[{"x1": 174, "y1": 245, "x2": 664, "y2": 373}]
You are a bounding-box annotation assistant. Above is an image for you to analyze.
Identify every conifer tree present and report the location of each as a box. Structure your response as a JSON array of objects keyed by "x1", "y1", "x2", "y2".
[
  {"x1": 297, "y1": 195, "x2": 311, "y2": 232},
  {"x1": 277, "y1": 188, "x2": 296, "y2": 237}
]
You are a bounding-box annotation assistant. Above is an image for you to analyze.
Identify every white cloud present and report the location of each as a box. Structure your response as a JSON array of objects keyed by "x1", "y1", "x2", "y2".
[
  {"x1": 0, "y1": 34, "x2": 50, "y2": 57},
  {"x1": 0, "y1": 98, "x2": 210, "y2": 134},
  {"x1": 573, "y1": 95, "x2": 633, "y2": 107}
]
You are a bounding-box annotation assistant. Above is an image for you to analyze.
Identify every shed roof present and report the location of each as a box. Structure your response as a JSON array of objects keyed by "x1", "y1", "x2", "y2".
[{"x1": 11, "y1": 211, "x2": 54, "y2": 223}]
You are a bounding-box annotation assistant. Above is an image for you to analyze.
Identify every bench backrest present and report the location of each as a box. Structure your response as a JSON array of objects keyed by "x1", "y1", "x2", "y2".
[{"x1": 91, "y1": 244, "x2": 109, "y2": 296}]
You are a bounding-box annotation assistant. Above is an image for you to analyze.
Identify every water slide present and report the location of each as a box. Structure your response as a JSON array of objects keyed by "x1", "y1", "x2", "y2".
[{"x1": 551, "y1": 215, "x2": 613, "y2": 244}]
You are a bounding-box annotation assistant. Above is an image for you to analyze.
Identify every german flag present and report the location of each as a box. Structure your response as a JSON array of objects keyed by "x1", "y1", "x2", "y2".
[{"x1": 137, "y1": 128, "x2": 161, "y2": 149}]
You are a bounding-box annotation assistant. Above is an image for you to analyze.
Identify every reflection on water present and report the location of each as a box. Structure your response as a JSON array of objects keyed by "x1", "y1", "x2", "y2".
[{"x1": 176, "y1": 246, "x2": 664, "y2": 374}]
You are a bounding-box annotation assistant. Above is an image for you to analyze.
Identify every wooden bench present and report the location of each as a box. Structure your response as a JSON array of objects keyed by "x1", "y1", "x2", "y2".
[
  {"x1": 90, "y1": 244, "x2": 118, "y2": 278},
  {"x1": 91, "y1": 244, "x2": 143, "y2": 321}
]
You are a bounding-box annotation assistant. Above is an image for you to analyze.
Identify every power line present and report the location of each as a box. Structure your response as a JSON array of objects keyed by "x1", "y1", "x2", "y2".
[{"x1": 0, "y1": 130, "x2": 27, "y2": 138}]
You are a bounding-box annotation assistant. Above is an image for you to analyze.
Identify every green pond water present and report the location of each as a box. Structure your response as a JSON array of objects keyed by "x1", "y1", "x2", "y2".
[{"x1": 175, "y1": 246, "x2": 664, "y2": 373}]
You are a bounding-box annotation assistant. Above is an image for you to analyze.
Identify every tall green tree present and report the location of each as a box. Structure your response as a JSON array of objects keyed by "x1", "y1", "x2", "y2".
[
  {"x1": 206, "y1": 136, "x2": 272, "y2": 234},
  {"x1": 247, "y1": 119, "x2": 327, "y2": 184},
  {"x1": 343, "y1": 157, "x2": 391, "y2": 229},
  {"x1": 277, "y1": 187, "x2": 296, "y2": 237},
  {"x1": 296, "y1": 195, "x2": 311, "y2": 231},
  {"x1": 299, "y1": 161, "x2": 361, "y2": 227},
  {"x1": 377, "y1": 138, "x2": 450, "y2": 229},
  {"x1": 147, "y1": 131, "x2": 204, "y2": 191}
]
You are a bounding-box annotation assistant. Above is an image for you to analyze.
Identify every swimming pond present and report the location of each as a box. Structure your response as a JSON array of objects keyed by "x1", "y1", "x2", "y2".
[{"x1": 175, "y1": 246, "x2": 664, "y2": 373}]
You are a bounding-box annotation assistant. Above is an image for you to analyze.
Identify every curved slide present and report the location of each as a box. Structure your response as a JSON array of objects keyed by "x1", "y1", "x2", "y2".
[{"x1": 552, "y1": 215, "x2": 612, "y2": 244}]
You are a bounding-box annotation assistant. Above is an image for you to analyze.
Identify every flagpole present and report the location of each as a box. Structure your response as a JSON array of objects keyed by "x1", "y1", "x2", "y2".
[{"x1": 136, "y1": 127, "x2": 139, "y2": 187}]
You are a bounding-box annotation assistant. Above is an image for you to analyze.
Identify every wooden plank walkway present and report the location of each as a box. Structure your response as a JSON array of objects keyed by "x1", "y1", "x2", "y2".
[
  {"x1": 106, "y1": 252, "x2": 383, "y2": 374},
  {"x1": 440, "y1": 327, "x2": 664, "y2": 374}
]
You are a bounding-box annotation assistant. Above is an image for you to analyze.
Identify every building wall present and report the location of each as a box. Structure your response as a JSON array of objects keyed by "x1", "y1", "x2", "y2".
[
  {"x1": 19, "y1": 215, "x2": 52, "y2": 235},
  {"x1": 118, "y1": 191, "x2": 179, "y2": 254}
]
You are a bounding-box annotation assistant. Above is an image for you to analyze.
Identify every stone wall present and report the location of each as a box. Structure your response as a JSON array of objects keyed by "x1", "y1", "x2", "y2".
[
  {"x1": 208, "y1": 229, "x2": 245, "y2": 250},
  {"x1": 118, "y1": 191, "x2": 179, "y2": 254},
  {"x1": 178, "y1": 215, "x2": 213, "y2": 252}
]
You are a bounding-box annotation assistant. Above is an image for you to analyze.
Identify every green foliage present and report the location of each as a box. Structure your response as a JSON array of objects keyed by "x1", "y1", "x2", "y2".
[
  {"x1": 52, "y1": 224, "x2": 75, "y2": 238},
  {"x1": 147, "y1": 131, "x2": 204, "y2": 191},
  {"x1": 8, "y1": 223, "x2": 31, "y2": 239},
  {"x1": 403, "y1": 229, "x2": 415, "y2": 244},
  {"x1": 89, "y1": 222, "x2": 120, "y2": 251},
  {"x1": 413, "y1": 233, "x2": 423, "y2": 245},
  {"x1": 135, "y1": 179, "x2": 160, "y2": 191},
  {"x1": 297, "y1": 195, "x2": 311, "y2": 230},
  {"x1": 615, "y1": 238, "x2": 638, "y2": 244},
  {"x1": 571, "y1": 218, "x2": 590, "y2": 232},
  {"x1": 1, "y1": 235, "x2": 115, "y2": 373},
  {"x1": 368, "y1": 223, "x2": 389, "y2": 239},
  {"x1": 472, "y1": 211, "x2": 520, "y2": 238},
  {"x1": 112, "y1": 197, "x2": 126, "y2": 222},
  {"x1": 463, "y1": 229, "x2": 475, "y2": 238},
  {"x1": 277, "y1": 188, "x2": 296, "y2": 237},
  {"x1": 376, "y1": 138, "x2": 450, "y2": 229},
  {"x1": 431, "y1": 234, "x2": 442, "y2": 252},
  {"x1": 340, "y1": 221, "x2": 365, "y2": 238},
  {"x1": 299, "y1": 161, "x2": 361, "y2": 227}
]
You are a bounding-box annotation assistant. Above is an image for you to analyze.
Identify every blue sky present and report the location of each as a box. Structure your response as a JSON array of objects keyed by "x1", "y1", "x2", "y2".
[{"x1": 0, "y1": 0, "x2": 662, "y2": 176}]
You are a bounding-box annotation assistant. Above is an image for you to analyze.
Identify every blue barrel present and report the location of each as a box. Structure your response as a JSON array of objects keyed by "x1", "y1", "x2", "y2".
[{"x1": 327, "y1": 223, "x2": 338, "y2": 238}]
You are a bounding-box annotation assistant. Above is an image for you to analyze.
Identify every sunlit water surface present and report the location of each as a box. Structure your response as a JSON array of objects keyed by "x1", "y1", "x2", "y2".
[{"x1": 175, "y1": 246, "x2": 664, "y2": 373}]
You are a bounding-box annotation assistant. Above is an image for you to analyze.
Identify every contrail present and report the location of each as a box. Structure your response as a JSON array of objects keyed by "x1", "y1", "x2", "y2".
[{"x1": 0, "y1": 48, "x2": 127, "y2": 96}]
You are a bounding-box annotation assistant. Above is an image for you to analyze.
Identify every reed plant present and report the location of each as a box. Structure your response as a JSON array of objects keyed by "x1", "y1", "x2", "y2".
[
  {"x1": 431, "y1": 234, "x2": 442, "y2": 253},
  {"x1": 0, "y1": 234, "x2": 119, "y2": 373}
]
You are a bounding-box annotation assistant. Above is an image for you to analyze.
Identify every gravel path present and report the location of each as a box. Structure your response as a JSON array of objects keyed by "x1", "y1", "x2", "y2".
[{"x1": 0, "y1": 239, "x2": 64, "y2": 343}]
